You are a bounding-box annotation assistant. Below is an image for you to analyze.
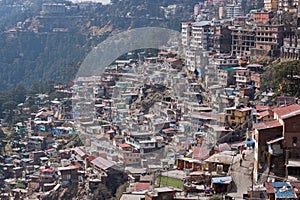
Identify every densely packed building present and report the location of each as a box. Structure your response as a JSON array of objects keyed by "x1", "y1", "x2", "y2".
[{"x1": 0, "y1": 0, "x2": 300, "y2": 199}]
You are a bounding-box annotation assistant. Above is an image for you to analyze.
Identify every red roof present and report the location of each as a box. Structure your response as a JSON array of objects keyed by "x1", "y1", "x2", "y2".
[
  {"x1": 158, "y1": 51, "x2": 170, "y2": 55},
  {"x1": 254, "y1": 120, "x2": 282, "y2": 130},
  {"x1": 257, "y1": 110, "x2": 273, "y2": 120},
  {"x1": 134, "y1": 182, "x2": 151, "y2": 191},
  {"x1": 40, "y1": 168, "x2": 54, "y2": 173},
  {"x1": 193, "y1": 146, "x2": 210, "y2": 160},
  {"x1": 70, "y1": 161, "x2": 82, "y2": 169},
  {"x1": 166, "y1": 57, "x2": 179, "y2": 63},
  {"x1": 291, "y1": 182, "x2": 300, "y2": 194},
  {"x1": 119, "y1": 143, "x2": 131, "y2": 148},
  {"x1": 274, "y1": 104, "x2": 300, "y2": 119},
  {"x1": 86, "y1": 155, "x2": 96, "y2": 161}
]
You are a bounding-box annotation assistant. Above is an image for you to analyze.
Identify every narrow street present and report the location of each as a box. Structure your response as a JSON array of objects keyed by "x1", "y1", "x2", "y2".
[{"x1": 227, "y1": 149, "x2": 254, "y2": 199}]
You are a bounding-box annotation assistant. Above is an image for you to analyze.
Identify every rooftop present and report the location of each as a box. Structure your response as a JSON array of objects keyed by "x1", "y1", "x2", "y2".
[
  {"x1": 192, "y1": 21, "x2": 211, "y2": 27},
  {"x1": 91, "y1": 157, "x2": 115, "y2": 170},
  {"x1": 274, "y1": 104, "x2": 300, "y2": 119},
  {"x1": 253, "y1": 120, "x2": 282, "y2": 130},
  {"x1": 204, "y1": 153, "x2": 233, "y2": 165}
]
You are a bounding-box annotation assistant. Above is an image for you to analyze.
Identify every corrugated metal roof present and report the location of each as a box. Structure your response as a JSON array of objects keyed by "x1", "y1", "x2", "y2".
[
  {"x1": 91, "y1": 157, "x2": 114, "y2": 170},
  {"x1": 273, "y1": 182, "x2": 289, "y2": 188},
  {"x1": 192, "y1": 21, "x2": 211, "y2": 26},
  {"x1": 253, "y1": 120, "x2": 282, "y2": 130},
  {"x1": 275, "y1": 187, "x2": 296, "y2": 199},
  {"x1": 274, "y1": 104, "x2": 300, "y2": 119},
  {"x1": 212, "y1": 176, "x2": 232, "y2": 184}
]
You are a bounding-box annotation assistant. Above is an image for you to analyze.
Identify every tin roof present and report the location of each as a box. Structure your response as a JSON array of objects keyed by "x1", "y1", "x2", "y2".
[
  {"x1": 253, "y1": 120, "x2": 282, "y2": 130},
  {"x1": 274, "y1": 104, "x2": 300, "y2": 119},
  {"x1": 91, "y1": 157, "x2": 114, "y2": 170},
  {"x1": 212, "y1": 176, "x2": 232, "y2": 184}
]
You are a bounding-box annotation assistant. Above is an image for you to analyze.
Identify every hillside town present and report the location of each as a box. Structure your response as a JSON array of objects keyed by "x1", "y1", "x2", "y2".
[{"x1": 0, "y1": 0, "x2": 300, "y2": 200}]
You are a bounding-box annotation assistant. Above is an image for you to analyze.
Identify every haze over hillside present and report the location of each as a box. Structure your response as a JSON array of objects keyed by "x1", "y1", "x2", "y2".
[{"x1": 0, "y1": 0, "x2": 199, "y2": 91}]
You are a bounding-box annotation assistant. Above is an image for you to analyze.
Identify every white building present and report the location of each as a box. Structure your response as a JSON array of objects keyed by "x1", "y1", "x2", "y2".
[
  {"x1": 181, "y1": 21, "x2": 212, "y2": 73},
  {"x1": 190, "y1": 21, "x2": 213, "y2": 51},
  {"x1": 226, "y1": 4, "x2": 243, "y2": 19}
]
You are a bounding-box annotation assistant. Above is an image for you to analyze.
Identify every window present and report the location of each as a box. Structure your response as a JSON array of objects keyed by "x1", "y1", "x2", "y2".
[{"x1": 293, "y1": 137, "x2": 297, "y2": 146}]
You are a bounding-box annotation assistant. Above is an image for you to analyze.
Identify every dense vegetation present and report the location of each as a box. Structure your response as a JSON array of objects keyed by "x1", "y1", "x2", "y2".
[
  {"x1": 0, "y1": 32, "x2": 86, "y2": 90},
  {"x1": 261, "y1": 60, "x2": 300, "y2": 98}
]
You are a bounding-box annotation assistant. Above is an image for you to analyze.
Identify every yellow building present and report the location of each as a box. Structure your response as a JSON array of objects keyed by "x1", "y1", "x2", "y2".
[{"x1": 225, "y1": 105, "x2": 252, "y2": 129}]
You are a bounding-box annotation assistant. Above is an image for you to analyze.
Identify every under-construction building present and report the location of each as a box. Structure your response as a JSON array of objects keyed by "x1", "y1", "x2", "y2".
[{"x1": 231, "y1": 26, "x2": 255, "y2": 57}]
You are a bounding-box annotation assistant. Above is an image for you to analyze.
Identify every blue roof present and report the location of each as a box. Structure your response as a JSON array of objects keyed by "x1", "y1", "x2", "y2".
[
  {"x1": 275, "y1": 188, "x2": 296, "y2": 198},
  {"x1": 212, "y1": 176, "x2": 232, "y2": 184},
  {"x1": 245, "y1": 140, "x2": 255, "y2": 145},
  {"x1": 272, "y1": 182, "x2": 289, "y2": 188},
  {"x1": 273, "y1": 182, "x2": 296, "y2": 199}
]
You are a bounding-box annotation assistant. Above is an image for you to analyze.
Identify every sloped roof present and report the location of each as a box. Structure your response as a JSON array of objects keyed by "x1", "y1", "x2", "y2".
[
  {"x1": 193, "y1": 146, "x2": 210, "y2": 160},
  {"x1": 73, "y1": 147, "x2": 88, "y2": 158},
  {"x1": 274, "y1": 182, "x2": 296, "y2": 199},
  {"x1": 257, "y1": 110, "x2": 273, "y2": 120},
  {"x1": 204, "y1": 153, "x2": 233, "y2": 165},
  {"x1": 134, "y1": 182, "x2": 151, "y2": 191},
  {"x1": 214, "y1": 143, "x2": 231, "y2": 152},
  {"x1": 91, "y1": 157, "x2": 114, "y2": 170},
  {"x1": 253, "y1": 120, "x2": 282, "y2": 130},
  {"x1": 274, "y1": 104, "x2": 300, "y2": 119}
]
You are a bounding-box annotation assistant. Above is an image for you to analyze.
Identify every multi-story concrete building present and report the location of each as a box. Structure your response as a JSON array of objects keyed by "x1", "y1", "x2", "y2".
[
  {"x1": 234, "y1": 69, "x2": 251, "y2": 89},
  {"x1": 209, "y1": 54, "x2": 239, "y2": 69},
  {"x1": 281, "y1": 35, "x2": 300, "y2": 60},
  {"x1": 251, "y1": 25, "x2": 285, "y2": 60},
  {"x1": 226, "y1": 3, "x2": 243, "y2": 19},
  {"x1": 225, "y1": 105, "x2": 252, "y2": 129},
  {"x1": 253, "y1": 10, "x2": 274, "y2": 24},
  {"x1": 278, "y1": 0, "x2": 298, "y2": 11},
  {"x1": 217, "y1": 68, "x2": 237, "y2": 88},
  {"x1": 213, "y1": 26, "x2": 232, "y2": 53},
  {"x1": 181, "y1": 22, "x2": 193, "y2": 49},
  {"x1": 190, "y1": 21, "x2": 213, "y2": 51},
  {"x1": 182, "y1": 21, "x2": 212, "y2": 72},
  {"x1": 231, "y1": 26, "x2": 256, "y2": 57},
  {"x1": 264, "y1": 0, "x2": 278, "y2": 11}
]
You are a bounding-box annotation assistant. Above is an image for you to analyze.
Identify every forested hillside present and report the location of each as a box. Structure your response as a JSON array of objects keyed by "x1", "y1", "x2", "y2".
[
  {"x1": 0, "y1": 0, "x2": 199, "y2": 91},
  {"x1": 261, "y1": 60, "x2": 300, "y2": 99},
  {"x1": 0, "y1": 32, "x2": 86, "y2": 89}
]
